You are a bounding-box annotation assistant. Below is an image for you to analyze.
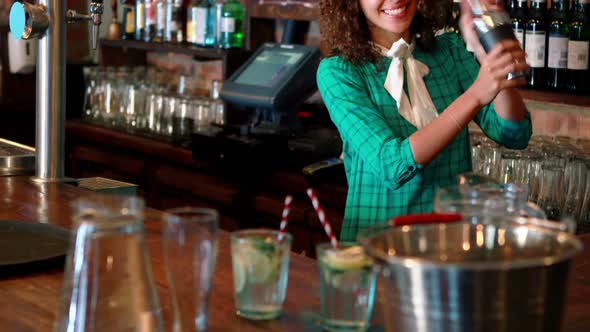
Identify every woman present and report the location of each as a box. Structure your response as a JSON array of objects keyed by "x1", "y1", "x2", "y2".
[{"x1": 317, "y1": 0, "x2": 533, "y2": 241}]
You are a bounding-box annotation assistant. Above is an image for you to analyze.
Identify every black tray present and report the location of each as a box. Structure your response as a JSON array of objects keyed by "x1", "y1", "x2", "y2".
[{"x1": 0, "y1": 220, "x2": 70, "y2": 266}]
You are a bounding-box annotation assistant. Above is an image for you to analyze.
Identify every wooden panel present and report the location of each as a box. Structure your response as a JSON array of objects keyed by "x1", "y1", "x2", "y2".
[
  {"x1": 246, "y1": 0, "x2": 319, "y2": 20},
  {"x1": 152, "y1": 164, "x2": 240, "y2": 207},
  {"x1": 100, "y1": 39, "x2": 233, "y2": 60},
  {"x1": 65, "y1": 120, "x2": 347, "y2": 257}
]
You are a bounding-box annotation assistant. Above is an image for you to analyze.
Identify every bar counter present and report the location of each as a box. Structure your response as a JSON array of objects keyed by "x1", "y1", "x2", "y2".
[{"x1": 0, "y1": 176, "x2": 589, "y2": 331}]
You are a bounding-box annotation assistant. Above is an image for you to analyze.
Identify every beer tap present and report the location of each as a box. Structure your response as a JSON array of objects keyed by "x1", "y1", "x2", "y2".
[
  {"x1": 9, "y1": 0, "x2": 106, "y2": 182},
  {"x1": 66, "y1": 0, "x2": 104, "y2": 50}
]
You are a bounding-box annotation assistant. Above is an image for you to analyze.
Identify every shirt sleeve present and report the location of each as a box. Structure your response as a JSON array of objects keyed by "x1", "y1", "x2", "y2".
[
  {"x1": 317, "y1": 57, "x2": 422, "y2": 189},
  {"x1": 446, "y1": 33, "x2": 532, "y2": 150}
]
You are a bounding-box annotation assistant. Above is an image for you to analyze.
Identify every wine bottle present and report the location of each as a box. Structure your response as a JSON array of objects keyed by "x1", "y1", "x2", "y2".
[
  {"x1": 135, "y1": 0, "x2": 145, "y2": 41},
  {"x1": 567, "y1": 0, "x2": 590, "y2": 92},
  {"x1": 219, "y1": 0, "x2": 244, "y2": 49},
  {"x1": 121, "y1": 0, "x2": 136, "y2": 40},
  {"x1": 509, "y1": 0, "x2": 527, "y2": 49},
  {"x1": 144, "y1": 0, "x2": 157, "y2": 42},
  {"x1": 547, "y1": 0, "x2": 570, "y2": 90},
  {"x1": 525, "y1": 0, "x2": 547, "y2": 88},
  {"x1": 164, "y1": 0, "x2": 182, "y2": 43}
]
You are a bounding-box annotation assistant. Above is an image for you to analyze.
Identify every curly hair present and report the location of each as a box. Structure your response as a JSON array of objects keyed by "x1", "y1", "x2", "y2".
[{"x1": 319, "y1": 0, "x2": 451, "y2": 65}]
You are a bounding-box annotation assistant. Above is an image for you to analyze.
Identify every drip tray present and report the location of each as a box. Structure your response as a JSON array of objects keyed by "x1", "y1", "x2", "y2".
[{"x1": 0, "y1": 138, "x2": 35, "y2": 176}]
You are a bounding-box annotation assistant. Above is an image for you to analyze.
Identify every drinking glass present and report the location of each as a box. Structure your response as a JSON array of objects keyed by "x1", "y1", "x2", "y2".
[
  {"x1": 230, "y1": 229, "x2": 292, "y2": 320},
  {"x1": 162, "y1": 208, "x2": 219, "y2": 332},
  {"x1": 537, "y1": 165, "x2": 564, "y2": 221},
  {"x1": 498, "y1": 151, "x2": 521, "y2": 184},
  {"x1": 480, "y1": 142, "x2": 502, "y2": 179},
  {"x1": 171, "y1": 98, "x2": 195, "y2": 142},
  {"x1": 577, "y1": 174, "x2": 590, "y2": 232},
  {"x1": 519, "y1": 151, "x2": 543, "y2": 201},
  {"x1": 317, "y1": 243, "x2": 376, "y2": 332},
  {"x1": 159, "y1": 95, "x2": 178, "y2": 136},
  {"x1": 562, "y1": 157, "x2": 588, "y2": 220},
  {"x1": 193, "y1": 99, "x2": 212, "y2": 133},
  {"x1": 147, "y1": 93, "x2": 164, "y2": 133},
  {"x1": 82, "y1": 66, "x2": 100, "y2": 121},
  {"x1": 55, "y1": 195, "x2": 163, "y2": 332}
]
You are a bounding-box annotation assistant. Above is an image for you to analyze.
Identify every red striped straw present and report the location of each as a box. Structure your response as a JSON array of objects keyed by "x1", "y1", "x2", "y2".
[
  {"x1": 306, "y1": 188, "x2": 339, "y2": 249},
  {"x1": 279, "y1": 195, "x2": 293, "y2": 240}
]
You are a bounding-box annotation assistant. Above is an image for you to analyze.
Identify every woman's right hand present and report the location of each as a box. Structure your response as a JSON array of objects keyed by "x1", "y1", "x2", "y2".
[{"x1": 467, "y1": 40, "x2": 529, "y2": 107}]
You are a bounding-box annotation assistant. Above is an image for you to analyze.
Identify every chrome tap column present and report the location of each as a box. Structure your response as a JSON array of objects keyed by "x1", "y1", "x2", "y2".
[{"x1": 10, "y1": 0, "x2": 103, "y2": 182}]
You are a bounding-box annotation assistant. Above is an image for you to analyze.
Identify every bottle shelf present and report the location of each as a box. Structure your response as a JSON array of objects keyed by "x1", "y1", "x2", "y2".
[
  {"x1": 518, "y1": 88, "x2": 590, "y2": 108},
  {"x1": 99, "y1": 39, "x2": 242, "y2": 60}
]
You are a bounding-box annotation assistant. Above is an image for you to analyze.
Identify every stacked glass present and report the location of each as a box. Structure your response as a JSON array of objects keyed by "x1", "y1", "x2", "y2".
[
  {"x1": 82, "y1": 66, "x2": 225, "y2": 141},
  {"x1": 470, "y1": 132, "x2": 590, "y2": 232}
]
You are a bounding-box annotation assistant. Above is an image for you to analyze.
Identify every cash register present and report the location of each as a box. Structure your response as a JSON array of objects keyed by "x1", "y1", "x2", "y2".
[{"x1": 192, "y1": 42, "x2": 342, "y2": 170}]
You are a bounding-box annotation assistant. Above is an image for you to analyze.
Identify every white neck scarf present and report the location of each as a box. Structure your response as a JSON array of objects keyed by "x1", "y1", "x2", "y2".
[{"x1": 375, "y1": 38, "x2": 438, "y2": 129}]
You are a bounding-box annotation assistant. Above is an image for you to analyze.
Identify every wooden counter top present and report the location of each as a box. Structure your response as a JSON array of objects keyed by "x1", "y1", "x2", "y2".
[{"x1": 0, "y1": 176, "x2": 589, "y2": 331}]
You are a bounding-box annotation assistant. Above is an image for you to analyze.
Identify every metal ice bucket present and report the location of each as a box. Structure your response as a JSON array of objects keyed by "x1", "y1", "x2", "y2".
[{"x1": 360, "y1": 219, "x2": 583, "y2": 332}]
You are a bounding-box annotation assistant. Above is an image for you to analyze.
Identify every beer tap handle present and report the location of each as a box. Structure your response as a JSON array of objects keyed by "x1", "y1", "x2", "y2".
[
  {"x1": 89, "y1": 0, "x2": 104, "y2": 49},
  {"x1": 9, "y1": 1, "x2": 49, "y2": 40}
]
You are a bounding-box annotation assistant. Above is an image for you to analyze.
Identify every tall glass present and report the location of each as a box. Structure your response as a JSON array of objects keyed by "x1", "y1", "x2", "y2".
[
  {"x1": 578, "y1": 174, "x2": 590, "y2": 232},
  {"x1": 317, "y1": 243, "x2": 376, "y2": 332},
  {"x1": 163, "y1": 207, "x2": 219, "y2": 332},
  {"x1": 230, "y1": 229, "x2": 291, "y2": 320},
  {"x1": 537, "y1": 165, "x2": 564, "y2": 220},
  {"x1": 55, "y1": 195, "x2": 163, "y2": 332}
]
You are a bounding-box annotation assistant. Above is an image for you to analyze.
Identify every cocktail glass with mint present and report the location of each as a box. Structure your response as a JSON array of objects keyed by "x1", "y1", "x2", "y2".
[
  {"x1": 317, "y1": 243, "x2": 376, "y2": 332},
  {"x1": 230, "y1": 229, "x2": 292, "y2": 320}
]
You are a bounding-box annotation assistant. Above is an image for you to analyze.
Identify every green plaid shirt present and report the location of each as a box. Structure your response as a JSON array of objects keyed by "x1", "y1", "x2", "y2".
[{"x1": 317, "y1": 33, "x2": 532, "y2": 241}]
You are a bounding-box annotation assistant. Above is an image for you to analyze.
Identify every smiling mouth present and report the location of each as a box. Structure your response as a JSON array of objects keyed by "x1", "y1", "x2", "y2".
[{"x1": 382, "y1": 4, "x2": 409, "y2": 16}]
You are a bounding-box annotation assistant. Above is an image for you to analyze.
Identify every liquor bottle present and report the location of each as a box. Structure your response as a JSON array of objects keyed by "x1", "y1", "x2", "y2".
[
  {"x1": 186, "y1": 0, "x2": 199, "y2": 44},
  {"x1": 547, "y1": 0, "x2": 570, "y2": 90},
  {"x1": 567, "y1": 0, "x2": 590, "y2": 92},
  {"x1": 144, "y1": 0, "x2": 157, "y2": 42},
  {"x1": 214, "y1": 1, "x2": 223, "y2": 47},
  {"x1": 509, "y1": 0, "x2": 527, "y2": 49},
  {"x1": 165, "y1": 0, "x2": 183, "y2": 43},
  {"x1": 155, "y1": 0, "x2": 166, "y2": 42},
  {"x1": 187, "y1": 0, "x2": 216, "y2": 47},
  {"x1": 135, "y1": 0, "x2": 145, "y2": 41},
  {"x1": 121, "y1": 0, "x2": 136, "y2": 40},
  {"x1": 448, "y1": 0, "x2": 461, "y2": 35},
  {"x1": 219, "y1": 0, "x2": 244, "y2": 49},
  {"x1": 525, "y1": 0, "x2": 547, "y2": 88}
]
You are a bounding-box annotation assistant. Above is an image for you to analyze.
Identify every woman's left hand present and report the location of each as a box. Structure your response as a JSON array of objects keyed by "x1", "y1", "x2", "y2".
[{"x1": 467, "y1": 40, "x2": 529, "y2": 106}]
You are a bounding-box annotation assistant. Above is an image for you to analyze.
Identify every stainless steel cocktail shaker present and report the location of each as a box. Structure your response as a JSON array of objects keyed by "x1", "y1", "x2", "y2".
[{"x1": 469, "y1": 0, "x2": 527, "y2": 80}]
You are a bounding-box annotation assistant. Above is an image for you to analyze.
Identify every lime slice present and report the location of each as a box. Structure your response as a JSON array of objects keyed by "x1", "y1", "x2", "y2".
[
  {"x1": 322, "y1": 245, "x2": 371, "y2": 270},
  {"x1": 232, "y1": 255, "x2": 246, "y2": 294},
  {"x1": 239, "y1": 245, "x2": 273, "y2": 284}
]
